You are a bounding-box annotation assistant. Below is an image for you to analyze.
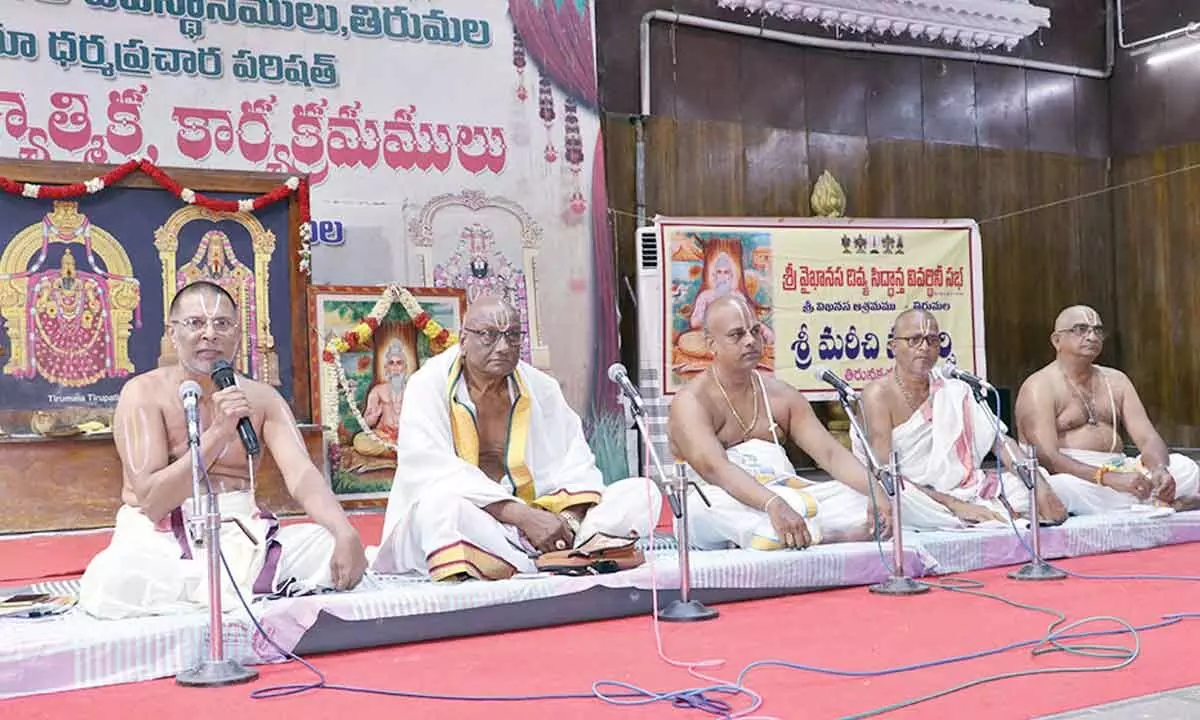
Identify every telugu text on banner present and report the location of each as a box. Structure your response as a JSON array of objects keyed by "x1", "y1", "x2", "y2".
[{"x1": 660, "y1": 219, "x2": 986, "y2": 399}]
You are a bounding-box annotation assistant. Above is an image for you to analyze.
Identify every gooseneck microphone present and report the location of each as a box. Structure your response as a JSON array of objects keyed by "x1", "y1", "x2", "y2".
[
  {"x1": 179, "y1": 380, "x2": 203, "y2": 447},
  {"x1": 210, "y1": 360, "x2": 261, "y2": 457},
  {"x1": 607, "y1": 362, "x2": 645, "y2": 415},
  {"x1": 811, "y1": 365, "x2": 858, "y2": 399},
  {"x1": 939, "y1": 363, "x2": 995, "y2": 394}
]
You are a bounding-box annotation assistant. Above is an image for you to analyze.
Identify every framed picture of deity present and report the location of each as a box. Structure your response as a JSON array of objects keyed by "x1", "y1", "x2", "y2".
[
  {"x1": 307, "y1": 284, "x2": 466, "y2": 505},
  {"x1": 0, "y1": 159, "x2": 312, "y2": 437}
]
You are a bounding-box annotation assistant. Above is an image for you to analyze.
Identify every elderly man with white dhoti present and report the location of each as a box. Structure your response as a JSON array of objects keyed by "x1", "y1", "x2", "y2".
[
  {"x1": 855, "y1": 309, "x2": 1068, "y2": 530},
  {"x1": 371, "y1": 296, "x2": 659, "y2": 581},
  {"x1": 1015, "y1": 305, "x2": 1200, "y2": 516}
]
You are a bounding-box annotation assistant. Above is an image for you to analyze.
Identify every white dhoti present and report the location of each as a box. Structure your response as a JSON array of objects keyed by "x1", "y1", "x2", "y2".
[
  {"x1": 79, "y1": 491, "x2": 336, "y2": 620},
  {"x1": 685, "y1": 439, "x2": 874, "y2": 550},
  {"x1": 1046, "y1": 449, "x2": 1200, "y2": 516},
  {"x1": 852, "y1": 377, "x2": 1049, "y2": 530},
  {"x1": 371, "y1": 346, "x2": 662, "y2": 580},
  {"x1": 375, "y1": 477, "x2": 659, "y2": 580}
]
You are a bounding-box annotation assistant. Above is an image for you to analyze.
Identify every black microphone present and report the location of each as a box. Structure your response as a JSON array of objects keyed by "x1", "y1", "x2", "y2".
[
  {"x1": 811, "y1": 365, "x2": 857, "y2": 399},
  {"x1": 939, "y1": 363, "x2": 995, "y2": 394},
  {"x1": 179, "y1": 380, "x2": 202, "y2": 447},
  {"x1": 210, "y1": 360, "x2": 261, "y2": 457},
  {"x1": 607, "y1": 362, "x2": 645, "y2": 415}
]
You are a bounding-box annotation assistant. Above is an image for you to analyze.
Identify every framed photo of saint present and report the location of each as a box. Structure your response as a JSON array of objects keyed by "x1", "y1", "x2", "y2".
[{"x1": 307, "y1": 284, "x2": 466, "y2": 507}]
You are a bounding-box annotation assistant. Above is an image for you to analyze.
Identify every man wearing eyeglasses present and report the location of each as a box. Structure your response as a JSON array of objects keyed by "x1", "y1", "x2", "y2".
[
  {"x1": 856, "y1": 309, "x2": 1067, "y2": 529},
  {"x1": 79, "y1": 281, "x2": 367, "y2": 619},
  {"x1": 372, "y1": 295, "x2": 659, "y2": 581},
  {"x1": 1015, "y1": 305, "x2": 1200, "y2": 515}
]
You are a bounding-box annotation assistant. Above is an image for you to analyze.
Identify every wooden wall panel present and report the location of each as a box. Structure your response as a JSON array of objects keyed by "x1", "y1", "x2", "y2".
[{"x1": 1113, "y1": 143, "x2": 1200, "y2": 447}]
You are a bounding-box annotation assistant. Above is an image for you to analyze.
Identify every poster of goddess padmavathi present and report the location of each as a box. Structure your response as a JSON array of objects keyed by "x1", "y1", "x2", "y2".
[{"x1": 0, "y1": 201, "x2": 141, "y2": 387}]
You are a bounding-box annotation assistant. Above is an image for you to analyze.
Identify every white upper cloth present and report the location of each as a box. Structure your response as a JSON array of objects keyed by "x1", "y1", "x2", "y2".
[
  {"x1": 374, "y1": 345, "x2": 606, "y2": 569},
  {"x1": 855, "y1": 376, "x2": 1009, "y2": 504}
]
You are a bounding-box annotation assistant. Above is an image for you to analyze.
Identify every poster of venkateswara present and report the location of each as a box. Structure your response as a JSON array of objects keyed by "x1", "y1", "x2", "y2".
[{"x1": 0, "y1": 183, "x2": 298, "y2": 420}]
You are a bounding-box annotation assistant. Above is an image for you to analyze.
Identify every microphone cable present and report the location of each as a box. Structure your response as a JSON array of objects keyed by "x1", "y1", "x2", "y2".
[
  {"x1": 197, "y1": 395, "x2": 1200, "y2": 720},
  {"x1": 204, "y1": 466, "x2": 762, "y2": 717},
  {"x1": 737, "y1": 388, "x2": 1176, "y2": 719},
  {"x1": 980, "y1": 388, "x2": 1200, "y2": 584}
]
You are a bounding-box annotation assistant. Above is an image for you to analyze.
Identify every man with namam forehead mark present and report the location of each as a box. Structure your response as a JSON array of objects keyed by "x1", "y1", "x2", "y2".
[
  {"x1": 855, "y1": 309, "x2": 1067, "y2": 530},
  {"x1": 372, "y1": 295, "x2": 660, "y2": 581},
  {"x1": 79, "y1": 281, "x2": 366, "y2": 619},
  {"x1": 1015, "y1": 305, "x2": 1200, "y2": 515},
  {"x1": 669, "y1": 295, "x2": 889, "y2": 552}
]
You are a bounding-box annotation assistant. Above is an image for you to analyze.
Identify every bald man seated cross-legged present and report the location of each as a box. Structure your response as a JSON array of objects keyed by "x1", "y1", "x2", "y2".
[
  {"x1": 371, "y1": 295, "x2": 659, "y2": 581},
  {"x1": 856, "y1": 309, "x2": 1067, "y2": 530},
  {"x1": 79, "y1": 281, "x2": 367, "y2": 619},
  {"x1": 669, "y1": 295, "x2": 890, "y2": 551},
  {"x1": 1015, "y1": 305, "x2": 1200, "y2": 516}
]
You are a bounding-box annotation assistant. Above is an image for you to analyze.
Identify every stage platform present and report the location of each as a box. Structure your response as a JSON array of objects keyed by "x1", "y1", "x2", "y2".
[{"x1": 4, "y1": 510, "x2": 1199, "y2": 700}]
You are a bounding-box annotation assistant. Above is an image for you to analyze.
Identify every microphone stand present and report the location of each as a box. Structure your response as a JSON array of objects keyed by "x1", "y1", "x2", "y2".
[
  {"x1": 176, "y1": 414, "x2": 259, "y2": 687},
  {"x1": 626, "y1": 395, "x2": 718, "y2": 622},
  {"x1": 839, "y1": 390, "x2": 929, "y2": 596},
  {"x1": 968, "y1": 386, "x2": 1065, "y2": 581}
]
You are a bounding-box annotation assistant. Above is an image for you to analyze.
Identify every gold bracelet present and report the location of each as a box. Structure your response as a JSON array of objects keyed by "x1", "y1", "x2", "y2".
[{"x1": 762, "y1": 494, "x2": 783, "y2": 514}]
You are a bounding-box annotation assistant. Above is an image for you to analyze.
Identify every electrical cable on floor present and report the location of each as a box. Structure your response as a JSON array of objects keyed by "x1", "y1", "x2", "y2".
[
  {"x1": 218, "y1": 476, "x2": 765, "y2": 717},
  {"x1": 196, "y1": 394, "x2": 1200, "y2": 719},
  {"x1": 817, "y1": 390, "x2": 1200, "y2": 718}
]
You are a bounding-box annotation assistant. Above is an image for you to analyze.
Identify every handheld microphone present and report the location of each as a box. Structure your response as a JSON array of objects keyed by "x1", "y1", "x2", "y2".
[
  {"x1": 210, "y1": 360, "x2": 261, "y2": 457},
  {"x1": 607, "y1": 362, "x2": 645, "y2": 414},
  {"x1": 811, "y1": 365, "x2": 857, "y2": 399},
  {"x1": 179, "y1": 380, "x2": 203, "y2": 446},
  {"x1": 939, "y1": 363, "x2": 995, "y2": 394}
]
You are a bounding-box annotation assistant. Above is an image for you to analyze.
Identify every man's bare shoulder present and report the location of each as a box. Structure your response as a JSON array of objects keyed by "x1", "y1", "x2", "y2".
[
  {"x1": 1095, "y1": 364, "x2": 1129, "y2": 383},
  {"x1": 758, "y1": 374, "x2": 811, "y2": 419},
  {"x1": 1095, "y1": 365, "x2": 1137, "y2": 396},
  {"x1": 118, "y1": 368, "x2": 174, "y2": 405},
  {"x1": 755, "y1": 373, "x2": 796, "y2": 401},
  {"x1": 860, "y1": 376, "x2": 893, "y2": 403},
  {"x1": 1017, "y1": 363, "x2": 1059, "y2": 397},
  {"x1": 670, "y1": 374, "x2": 716, "y2": 418}
]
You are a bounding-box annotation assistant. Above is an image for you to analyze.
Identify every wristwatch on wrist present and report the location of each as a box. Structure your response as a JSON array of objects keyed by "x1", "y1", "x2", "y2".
[{"x1": 560, "y1": 510, "x2": 582, "y2": 536}]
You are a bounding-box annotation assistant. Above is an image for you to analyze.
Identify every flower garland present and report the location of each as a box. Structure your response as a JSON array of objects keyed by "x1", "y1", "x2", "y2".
[
  {"x1": 0, "y1": 157, "x2": 314, "y2": 275},
  {"x1": 321, "y1": 285, "x2": 459, "y2": 451}
]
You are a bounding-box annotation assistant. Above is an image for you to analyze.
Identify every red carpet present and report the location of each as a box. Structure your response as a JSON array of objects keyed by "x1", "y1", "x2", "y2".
[
  {"x1": 0, "y1": 513, "x2": 385, "y2": 585},
  {"x1": 5, "y1": 541, "x2": 1200, "y2": 719}
]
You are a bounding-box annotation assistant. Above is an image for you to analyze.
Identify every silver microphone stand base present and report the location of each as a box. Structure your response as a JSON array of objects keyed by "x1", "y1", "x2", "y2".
[
  {"x1": 658, "y1": 598, "x2": 719, "y2": 622},
  {"x1": 869, "y1": 576, "x2": 930, "y2": 596},
  {"x1": 1008, "y1": 562, "x2": 1067, "y2": 581},
  {"x1": 176, "y1": 658, "x2": 259, "y2": 687}
]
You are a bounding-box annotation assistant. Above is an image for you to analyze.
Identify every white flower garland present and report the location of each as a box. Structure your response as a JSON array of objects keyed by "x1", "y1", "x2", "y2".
[{"x1": 298, "y1": 221, "x2": 313, "y2": 275}]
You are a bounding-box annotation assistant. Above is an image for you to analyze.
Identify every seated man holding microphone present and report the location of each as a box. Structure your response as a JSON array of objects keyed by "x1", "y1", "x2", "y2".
[{"x1": 79, "y1": 281, "x2": 366, "y2": 619}]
